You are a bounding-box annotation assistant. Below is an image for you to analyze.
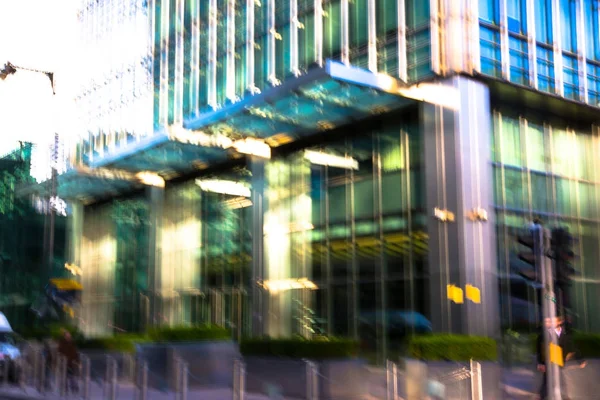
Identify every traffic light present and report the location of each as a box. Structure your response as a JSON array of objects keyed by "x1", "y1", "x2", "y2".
[
  {"x1": 551, "y1": 227, "x2": 577, "y2": 311},
  {"x1": 516, "y1": 222, "x2": 543, "y2": 282}
]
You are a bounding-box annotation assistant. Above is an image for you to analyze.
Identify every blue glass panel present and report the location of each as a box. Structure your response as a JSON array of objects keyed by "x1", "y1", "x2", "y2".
[
  {"x1": 537, "y1": 46, "x2": 555, "y2": 93},
  {"x1": 563, "y1": 54, "x2": 579, "y2": 100},
  {"x1": 407, "y1": 29, "x2": 432, "y2": 82},
  {"x1": 585, "y1": 0, "x2": 600, "y2": 60},
  {"x1": 560, "y1": 0, "x2": 578, "y2": 53},
  {"x1": 535, "y1": 0, "x2": 553, "y2": 44},
  {"x1": 507, "y1": 0, "x2": 527, "y2": 34},
  {"x1": 479, "y1": 0, "x2": 500, "y2": 24},
  {"x1": 509, "y1": 36, "x2": 528, "y2": 85},
  {"x1": 480, "y1": 26, "x2": 502, "y2": 77},
  {"x1": 587, "y1": 62, "x2": 600, "y2": 105}
]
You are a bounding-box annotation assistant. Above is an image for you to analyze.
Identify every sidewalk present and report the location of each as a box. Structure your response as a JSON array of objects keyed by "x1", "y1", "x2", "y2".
[{"x1": 0, "y1": 383, "x2": 285, "y2": 400}]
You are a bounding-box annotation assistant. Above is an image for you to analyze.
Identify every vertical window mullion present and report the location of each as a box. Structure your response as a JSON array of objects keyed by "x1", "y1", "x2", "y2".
[
  {"x1": 174, "y1": 0, "x2": 184, "y2": 124},
  {"x1": 398, "y1": 0, "x2": 408, "y2": 81},
  {"x1": 430, "y1": 0, "x2": 440, "y2": 73},
  {"x1": 526, "y1": 0, "x2": 537, "y2": 88},
  {"x1": 246, "y1": 0, "x2": 255, "y2": 93},
  {"x1": 314, "y1": 0, "x2": 323, "y2": 67},
  {"x1": 226, "y1": 0, "x2": 236, "y2": 101},
  {"x1": 499, "y1": 0, "x2": 511, "y2": 80},
  {"x1": 267, "y1": 0, "x2": 277, "y2": 84},
  {"x1": 207, "y1": 0, "x2": 217, "y2": 108},
  {"x1": 341, "y1": 0, "x2": 350, "y2": 64},
  {"x1": 552, "y1": 0, "x2": 564, "y2": 96},
  {"x1": 290, "y1": 0, "x2": 299, "y2": 76},
  {"x1": 576, "y1": 0, "x2": 588, "y2": 103},
  {"x1": 367, "y1": 0, "x2": 377, "y2": 72}
]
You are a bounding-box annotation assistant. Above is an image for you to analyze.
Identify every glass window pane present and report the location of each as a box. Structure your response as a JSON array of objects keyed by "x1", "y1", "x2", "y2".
[{"x1": 499, "y1": 116, "x2": 524, "y2": 167}]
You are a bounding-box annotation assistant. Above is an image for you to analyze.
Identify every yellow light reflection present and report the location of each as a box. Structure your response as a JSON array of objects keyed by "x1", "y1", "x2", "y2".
[{"x1": 259, "y1": 278, "x2": 318, "y2": 294}]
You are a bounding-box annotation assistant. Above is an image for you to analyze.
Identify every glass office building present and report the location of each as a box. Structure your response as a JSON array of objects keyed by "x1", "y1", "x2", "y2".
[{"x1": 22, "y1": 0, "x2": 600, "y2": 361}]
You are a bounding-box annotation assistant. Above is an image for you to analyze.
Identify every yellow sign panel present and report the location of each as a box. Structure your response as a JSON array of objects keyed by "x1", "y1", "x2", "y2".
[
  {"x1": 549, "y1": 343, "x2": 564, "y2": 367},
  {"x1": 50, "y1": 279, "x2": 83, "y2": 291},
  {"x1": 447, "y1": 284, "x2": 464, "y2": 304},
  {"x1": 466, "y1": 284, "x2": 481, "y2": 304}
]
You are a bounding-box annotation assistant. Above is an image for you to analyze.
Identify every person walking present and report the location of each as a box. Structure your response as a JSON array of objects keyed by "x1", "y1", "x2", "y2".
[
  {"x1": 536, "y1": 316, "x2": 586, "y2": 400},
  {"x1": 57, "y1": 330, "x2": 80, "y2": 394}
]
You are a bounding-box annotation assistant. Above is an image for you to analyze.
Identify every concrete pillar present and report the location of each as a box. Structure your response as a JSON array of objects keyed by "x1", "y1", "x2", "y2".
[
  {"x1": 422, "y1": 76, "x2": 500, "y2": 337},
  {"x1": 250, "y1": 157, "x2": 266, "y2": 336},
  {"x1": 147, "y1": 185, "x2": 164, "y2": 328}
]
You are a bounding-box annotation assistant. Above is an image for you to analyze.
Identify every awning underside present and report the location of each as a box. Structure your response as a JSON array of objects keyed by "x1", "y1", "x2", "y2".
[{"x1": 23, "y1": 61, "x2": 414, "y2": 202}]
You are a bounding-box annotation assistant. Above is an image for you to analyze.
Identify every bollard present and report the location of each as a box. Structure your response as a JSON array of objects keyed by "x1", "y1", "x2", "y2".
[
  {"x1": 81, "y1": 355, "x2": 90, "y2": 400},
  {"x1": 470, "y1": 359, "x2": 483, "y2": 400},
  {"x1": 386, "y1": 360, "x2": 398, "y2": 400},
  {"x1": 54, "y1": 355, "x2": 61, "y2": 393},
  {"x1": 3, "y1": 353, "x2": 9, "y2": 386},
  {"x1": 38, "y1": 354, "x2": 46, "y2": 393},
  {"x1": 174, "y1": 357, "x2": 182, "y2": 394},
  {"x1": 19, "y1": 360, "x2": 26, "y2": 390},
  {"x1": 136, "y1": 360, "x2": 148, "y2": 400},
  {"x1": 108, "y1": 357, "x2": 117, "y2": 400},
  {"x1": 180, "y1": 361, "x2": 188, "y2": 400},
  {"x1": 59, "y1": 356, "x2": 67, "y2": 397},
  {"x1": 232, "y1": 359, "x2": 246, "y2": 400},
  {"x1": 305, "y1": 360, "x2": 319, "y2": 400}
]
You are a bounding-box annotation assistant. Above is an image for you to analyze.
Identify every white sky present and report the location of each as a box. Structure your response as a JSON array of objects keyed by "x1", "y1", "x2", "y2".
[{"x1": 0, "y1": 0, "x2": 78, "y2": 155}]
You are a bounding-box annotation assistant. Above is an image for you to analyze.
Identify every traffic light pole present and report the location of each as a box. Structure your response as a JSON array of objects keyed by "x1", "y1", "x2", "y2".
[{"x1": 539, "y1": 227, "x2": 561, "y2": 399}]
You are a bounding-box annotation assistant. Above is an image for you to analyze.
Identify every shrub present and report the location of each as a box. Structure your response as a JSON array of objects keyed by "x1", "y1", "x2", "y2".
[
  {"x1": 240, "y1": 337, "x2": 359, "y2": 359},
  {"x1": 573, "y1": 333, "x2": 600, "y2": 358},
  {"x1": 77, "y1": 334, "x2": 148, "y2": 353},
  {"x1": 147, "y1": 325, "x2": 231, "y2": 343},
  {"x1": 408, "y1": 334, "x2": 497, "y2": 361}
]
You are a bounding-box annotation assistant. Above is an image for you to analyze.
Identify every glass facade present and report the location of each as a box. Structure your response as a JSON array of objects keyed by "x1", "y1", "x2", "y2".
[
  {"x1": 63, "y1": 0, "x2": 600, "y2": 364},
  {"x1": 492, "y1": 111, "x2": 600, "y2": 332},
  {"x1": 79, "y1": 112, "x2": 429, "y2": 359},
  {"x1": 478, "y1": 0, "x2": 600, "y2": 105}
]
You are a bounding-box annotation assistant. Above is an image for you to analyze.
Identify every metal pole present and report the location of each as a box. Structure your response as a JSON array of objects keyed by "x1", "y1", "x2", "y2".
[
  {"x1": 82, "y1": 356, "x2": 90, "y2": 400},
  {"x1": 109, "y1": 357, "x2": 117, "y2": 400},
  {"x1": 233, "y1": 359, "x2": 246, "y2": 400},
  {"x1": 59, "y1": 356, "x2": 67, "y2": 397},
  {"x1": 541, "y1": 227, "x2": 561, "y2": 400},
  {"x1": 175, "y1": 357, "x2": 181, "y2": 395},
  {"x1": 137, "y1": 361, "x2": 148, "y2": 400},
  {"x1": 470, "y1": 359, "x2": 483, "y2": 400},
  {"x1": 38, "y1": 353, "x2": 45, "y2": 393},
  {"x1": 54, "y1": 355, "x2": 60, "y2": 392},
  {"x1": 181, "y1": 361, "x2": 188, "y2": 400},
  {"x1": 3, "y1": 352, "x2": 9, "y2": 386},
  {"x1": 305, "y1": 360, "x2": 319, "y2": 400},
  {"x1": 386, "y1": 360, "x2": 399, "y2": 400}
]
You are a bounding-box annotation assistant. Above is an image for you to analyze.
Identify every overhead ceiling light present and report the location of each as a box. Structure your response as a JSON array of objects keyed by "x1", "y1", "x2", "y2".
[
  {"x1": 136, "y1": 171, "x2": 165, "y2": 188},
  {"x1": 195, "y1": 179, "x2": 251, "y2": 197},
  {"x1": 304, "y1": 150, "x2": 359, "y2": 170},
  {"x1": 258, "y1": 278, "x2": 318, "y2": 294},
  {"x1": 168, "y1": 126, "x2": 233, "y2": 148},
  {"x1": 232, "y1": 138, "x2": 271, "y2": 159}
]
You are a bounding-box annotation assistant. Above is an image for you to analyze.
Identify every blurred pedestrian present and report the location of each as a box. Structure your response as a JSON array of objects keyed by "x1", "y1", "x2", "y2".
[
  {"x1": 57, "y1": 329, "x2": 80, "y2": 394},
  {"x1": 536, "y1": 316, "x2": 586, "y2": 400}
]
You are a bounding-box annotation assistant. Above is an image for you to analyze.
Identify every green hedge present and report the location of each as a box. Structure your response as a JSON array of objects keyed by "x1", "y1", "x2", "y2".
[
  {"x1": 525, "y1": 332, "x2": 600, "y2": 358},
  {"x1": 408, "y1": 334, "x2": 497, "y2": 361},
  {"x1": 573, "y1": 333, "x2": 600, "y2": 358},
  {"x1": 147, "y1": 325, "x2": 231, "y2": 343},
  {"x1": 240, "y1": 337, "x2": 359, "y2": 359},
  {"x1": 20, "y1": 324, "x2": 84, "y2": 342},
  {"x1": 77, "y1": 334, "x2": 148, "y2": 353}
]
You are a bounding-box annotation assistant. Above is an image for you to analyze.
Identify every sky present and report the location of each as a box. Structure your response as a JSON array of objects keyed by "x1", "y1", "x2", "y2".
[{"x1": 0, "y1": 0, "x2": 78, "y2": 156}]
